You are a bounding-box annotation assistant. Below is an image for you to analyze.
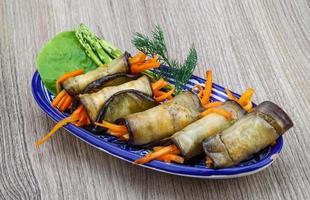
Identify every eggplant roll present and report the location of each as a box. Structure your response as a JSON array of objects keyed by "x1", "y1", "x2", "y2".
[
  {"x1": 62, "y1": 53, "x2": 130, "y2": 95},
  {"x1": 96, "y1": 90, "x2": 158, "y2": 123},
  {"x1": 79, "y1": 75, "x2": 153, "y2": 122},
  {"x1": 119, "y1": 91, "x2": 204, "y2": 146},
  {"x1": 203, "y1": 101, "x2": 293, "y2": 168},
  {"x1": 172, "y1": 100, "x2": 246, "y2": 159}
]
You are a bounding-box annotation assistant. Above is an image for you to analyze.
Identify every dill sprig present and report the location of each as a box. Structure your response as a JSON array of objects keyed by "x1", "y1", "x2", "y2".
[{"x1": 132, "y1": 25, "x2": 198, "y2": 93}]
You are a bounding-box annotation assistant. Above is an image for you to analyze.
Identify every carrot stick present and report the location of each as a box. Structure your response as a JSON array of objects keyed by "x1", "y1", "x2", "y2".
[
  {"x1": 153, "y1": 90, "x2": 173, "y2": 100},
  {"x1": 243, "y1": 101, "x2": 253, "y2": 112},
  {"x1": 134, "y1": 144, "x2": 179, "y2": 164},
  {"x1": 154, "y1": 88, "x2": 175, "y2": 102},
  {"x1": 205, "y1": 156, "x2": 214, "y2": 168},
  {"x1": 128, "y1": 52, "x2": 147, "y2": 64},
  {"x1": 153, "y1": 146, "x2": 180, "y2": 154},
  {"x1": 225, "y1": 89, "x2": 238, "y2": 101},
  {"x1": 94, "y1": 121, "x2": 128, "y2": 134},
  {"x1": 56, "y1": 69, "x2": 84, "y2": 94},
  {"x1": 201, "y1": 70, "x2": 212, "y2": 105},
  {"x1": 192, "y1": 84, "x2": 204, "y2": 99},
  {"x1": 59, "y1": 95, "x2": 73, "y2": 112},
  {"x1": 57, "y1": 94, "x2": 67, "y2": 108},
  {"x1": 238, "y1": 88, "x2": 254, "y2": 106},
  {"x1": 157, "y1": 154, "x2": 184, "y2": 163},
  {"x1": 152, "y1": 79, "x2": 168, "y2": 91},
  {"x1": 200, "y1": 108, "x2": 232, "y2": 120},
  {"x1": 120, "y1": 133, "x2": 129, "y2": 140},
  {"x1": 52, "y1": 90, "x2": 67, "y2": 107},
  {"x1": 271, "y1": 140, "x2": 277, "y2": 147},
  {"x1": 203, "y1": 101, "x2": 223, "y2": 109}
]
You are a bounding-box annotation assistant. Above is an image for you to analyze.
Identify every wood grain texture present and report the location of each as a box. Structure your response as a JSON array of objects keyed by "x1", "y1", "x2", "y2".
[{"x1": 1, "y1": 0, "x2": 309, "y2": 199}]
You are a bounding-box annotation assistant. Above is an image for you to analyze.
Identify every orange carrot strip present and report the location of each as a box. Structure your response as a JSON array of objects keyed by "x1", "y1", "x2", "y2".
[
  {"x1": 271, "y1": 141, "x2": 277, "y2": 147},
  {"x1": 59, "y1": 95, "x2": 73, "y2": 112},
  {"x1": 243, "y1": 101, "x2": 253, "y2": 112},
  {"x1": 153, "y1": 90, "x2": 172, "y2": 100},
  {"x1": 192, "y1": 84, "x2": 204, "y2": 99},
  {"x1": 35, "y1": 105, "x2": 89, "y2": 147},
  {"x1": 56, "y1": 69, "x2": 84, "y2": 94},
  {"x1": 157, "y1": 154, "x2": 184, "y2": 163},
  {"x1": 119, "y1": 133, "x2": 129, "y2": 140},
  {"x1": 57, "y1": 94, "x2": 67, "y2": 108},
  {"x1": 201, "y1": 70, "x2": 212, "y2": 105},
  {"x1": 200, "y1": 108, "x2": 232, "y2": 120},
  {"x1": 128, "y1": 52, "x2": 147, "y2": 64},
  {"x1": 35, "y1": 117, "x2": 78, "y2": 148},
  {"x1": 205, "y1": 156, "x2": 214, "y2": 168},
  {"x1": 225, "y1": 89, "x2": 238, "y2": 101},
  {"x1": 204, "y1": 101, "x2": 223, "y2": 109},
  {"x1": 152, "y1": 79, "x2": 168, "y2": 91},
  {"x1": 94, "y1": 121, "x2": 128, "y2": 134},
  {"x1": 131, "y1": 61, "x2": 160, "y2": 74},
  {"x1": 238, "y1": 88, "x2": 254, "y2": 106},
  {"x1": 153, "y1": 146, "x2": 180, "y2": 154},
  {"x1": 134, "y1": 144, "x2": 179, "y2": 164},
  {"x1": 52, "y1": 90, "x2": 67, "y2": 107},
  {"x1": 154, "y1": 88, "x2": 175, "y2": 102}
]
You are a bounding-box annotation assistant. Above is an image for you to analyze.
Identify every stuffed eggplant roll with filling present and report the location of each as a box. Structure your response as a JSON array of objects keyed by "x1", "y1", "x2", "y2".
[
  {"x1": 79, "y1": 75, "x2": 153, "y2": 122},
  {"x1": 172, "y1": 100, "x2": 246, "y2": 159},
  {"x1": 62, "y1": 53, "x2": 130, "y2": 95},
  {"x1": 118, "y1": 91, "x2": 204, "y2": 146},
  {"x1": 203, "y1": 101, "x2": 293, "y2": 168}
]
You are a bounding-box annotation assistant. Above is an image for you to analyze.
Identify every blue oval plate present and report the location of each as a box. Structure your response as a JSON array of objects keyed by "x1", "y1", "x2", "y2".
[{"x1": 32, "y1": 70, "x2": 283, "y2": 179}]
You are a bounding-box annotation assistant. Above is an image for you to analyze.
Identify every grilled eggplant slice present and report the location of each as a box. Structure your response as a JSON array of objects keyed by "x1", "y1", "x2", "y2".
[
  {"x1": 96, "y1": 90, "x2": 158, "y2": 123},
  {"x1": 79, "y1": 75, "x2": 153, "y2": 122},
  {"x1": 203, "y1": 101, "x2": 293, "y2": 168},
  {"x1": 62, "y1": 53, "x2": 130, "y2": 95},
  {"x1": 118, "y1": 92, "x2": 204, "y2": 146},
  {"x1": 83, "y1": 73, "x2": 141, "y2": 93},
  {"x1": 172, "y1": 100, "x2": 246, "y2": 159}
]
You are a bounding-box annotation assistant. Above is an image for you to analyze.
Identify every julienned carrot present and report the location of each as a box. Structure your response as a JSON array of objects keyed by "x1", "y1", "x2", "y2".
[
  {"x1": 271, "y1": 140, "x2": 277, "y2": 147},
  {"x1": 203, "y1": 101, "x2": 223, "y2": 109},
  {"x1": 152, "y1": 79, "x2": 168, "y2": 91},
  {"x1": 200, "y1": 108, "x2": 232, "y2": 120},
  {"x1": 238, "y1": 88, "x2": 254, "y2": 106},
  {"x1": 128, "y1": 52, "x2": 147, "y2": 64},
  {"x1": 205, "y1": 156, "x2": 214, "y2": 168},
  {"x1": 153, "y1": 90, "x2": 173, "y2": 100},
  {"x1": 35, "y1": 105, "x2": 86, "y2": 148},
  {"x1": 52, "y1": 90, "x2": 67, "y2": 107},
  {"x1": 134, "y1": 144, "x2": 179, "y2": 164},
  {"x1": 225, "y1": 89, "x2": 238, "y2": 101},
  {"x1": 192, "y1": 84, "x2": 204, "y2": 99},
  {"x1": 56, "y1": 69, "x2": 84, "y2": 94},
  {"x1": 153, "y1": 146, "x2": 180, "y2": 154},
  {"x1": 157, "y1": 154, "x2": 184, "y2": 163},
  {"x1": 131, "y1": 61, "x2": 160, "y2": 74},
  {"x1": 59, "y1": 95, "x2": 73, "y2": 111},
  {"x1": 243, "y1": 101, "x2": 253, "y2": 112},
  {"x1": 154, "y1": 88, "x2": 175, "y2": 102},
  {"x1": 120, "y1": 133, "x2": 129, "y2": 140},
  {"x1": 201, "y1": 70, "x2": 212, "y2": 105},
  {"x1": 94, "y1": 121, "x2": 128, "y2": 134}
]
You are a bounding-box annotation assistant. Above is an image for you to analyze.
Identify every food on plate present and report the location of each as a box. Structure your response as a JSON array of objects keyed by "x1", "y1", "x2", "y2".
[
  {"x1": 79, "y1": 75, "x2": 153, "y2": 122},
  {"x1": 203, "y1": 101, "x2": 293, "y2": 168},
  {"x1": 99, "y1": 91, "x2": 203, "y2": 145},
  {"x1": 34, "y1": 23, "x2": 294, "y2": 172},
  {"x1": 172, "y1": 100, "x2": 246, "y2": 159}
]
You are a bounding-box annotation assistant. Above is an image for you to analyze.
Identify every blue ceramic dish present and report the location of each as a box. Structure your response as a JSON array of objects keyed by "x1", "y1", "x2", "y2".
[{"x1": 31, "y1": 70, "x2": 283, "y2": 178}]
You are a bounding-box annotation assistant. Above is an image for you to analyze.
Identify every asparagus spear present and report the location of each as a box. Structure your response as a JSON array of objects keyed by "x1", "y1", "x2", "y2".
[
  {"x1": 77, "y1": 24, "x2": 112, "y2": 64},
  {"x1": 75, "y1": 30, "x2": 103, "y2": 66},
  {"x1": 97, "y1": 37, "x2": 123, "y2": 59}
]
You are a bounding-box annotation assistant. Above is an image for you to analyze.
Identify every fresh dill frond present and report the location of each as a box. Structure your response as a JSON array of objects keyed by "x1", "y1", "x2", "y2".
[{"x1": 132, "y1": 25, "x2": 198, "y2": 93}]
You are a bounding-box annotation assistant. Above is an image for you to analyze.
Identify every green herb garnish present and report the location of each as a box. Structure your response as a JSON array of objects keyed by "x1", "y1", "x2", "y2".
[{"x1": 132, "y1": 25, "x2": 197, "y2": 93}]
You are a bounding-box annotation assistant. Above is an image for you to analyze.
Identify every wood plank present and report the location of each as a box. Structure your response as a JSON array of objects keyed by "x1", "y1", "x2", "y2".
[{"x1": 0, "y1": 0, "x2": 309, "y2": 199}]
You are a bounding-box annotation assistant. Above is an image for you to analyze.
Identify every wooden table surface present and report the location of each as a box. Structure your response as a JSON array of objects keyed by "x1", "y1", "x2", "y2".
[{"x1": 1, "y1": 0, "x2": 310, "y2": 199}]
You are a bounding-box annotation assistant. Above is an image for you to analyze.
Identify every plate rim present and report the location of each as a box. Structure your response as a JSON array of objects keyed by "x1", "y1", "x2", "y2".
[{"x1": 31, "y1": 70, "x2": 283, "y2": 178}]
